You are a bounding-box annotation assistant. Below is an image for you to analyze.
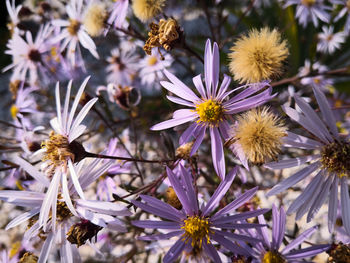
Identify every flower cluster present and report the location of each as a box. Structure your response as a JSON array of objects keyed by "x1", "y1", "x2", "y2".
[{"x1": 0, "y1": 0, "x2": 349, "y2": 262}]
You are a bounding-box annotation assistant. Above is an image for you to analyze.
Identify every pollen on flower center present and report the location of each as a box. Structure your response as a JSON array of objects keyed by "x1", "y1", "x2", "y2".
[
  {"x1": 321, "y1": 141, "x2": 350, "y2": 177},
  {"x1": 195, "y1": 99, "x2": 224, "y2": 125},
  {"x1": 147, "y1": 56, "x2": 158, "y2": 66},
  {"x1": 41, "y1": 131, "x2": 74, "y2": 168},
  {"x1": 301, "y1": 0, "x2": 316, "y2": 7},
  {"x1": 67, "y1": 19, "x2": 81, "y2": 36},
  {"x1": 262, "y1": 251, "x2": 286, "y2": 263},
  {"x1": 181, "y1": 216, "x2": 211, "y2": 248},
  {"x1": 10, "y1": 105, "x2": 19, "y2": 119}
]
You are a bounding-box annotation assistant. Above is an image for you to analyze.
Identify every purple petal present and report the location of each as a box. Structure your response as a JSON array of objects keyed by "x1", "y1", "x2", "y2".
[
  {"x1": 284, "y1": 244, "x2": 330, "y2": 260},
  {"x1": 202, "y1": 168, "x2": 237, "y2": 216},
  {"x1": 212, "y1": 209, "x2": 269, "y2": 225},
  {"x1": 211, "y1": 232, "x2": 252, "y2": 256},
  {"x1": 257, "y1": 214, "x2": 270, "y2": 248},
  {"x1": 227, "y1": 81, "x2": 270, "y2": 104},
  {"x1": 213, "y1": 222, "x2": 266, "y2": 229},
  {"x1": 139, "y1": 195, "x2": 185, "y2": 219},
  {"x1": 166, "y1": 95, "x2": 195, "y2": 107},
  {"x1": 211, "y1": 42, "x2": 220, "y2": 96},
  {"x1": 287, "y1": 171, "x2": 323, "y2": 214},
  {"x1": 272, "y1": 205, "x2": 285, "y2": 250},
  {"x1": 328, "y1": 175, "x2": 338, "y2": 232},
  {"x1": 202, "y1": 241, "x2": 222, "y2": 263},
  {"x1": 212, "y1": 187, "x2": 258, "y2": 220},
  {"x1": 214, "y1": 230, "x2": 262, "y2": 244},
  {"x1": 204, "y1": 39, "x2": 212, "y2": 95},
  {"x1": 307, "y1": 173, "x2": 334, "y2": 222},
  {"x1": 216, "y1": 74, "x2": 231, "y2": 101},
  {"x1": 173, "y1": 109, "x2": 196, "y2": 119},
  {"x1": 132, "y1": 200, "x2": 183, "y2": 222},
  {"x1": 138, "y1": 230, "x2": 183, "y2": 241},
  {"x1": 192, "y1": 74, "x2": 206, "y2": 99},
  {"x1": 283, "y1": 105, "x2": 329, "y2": 144},
  {"x1": 267, "y1": 162, "x2": 320, "y2": 197},
  {"x1": 179, "y1": 123, "x2": 197, "y2": 145},
  {"x1": 163, "y1": 238, "x2": 186, "y2": 263},
  {"x1": 190, "y1": 125, "x2": 206, "y2": 156},
  {"x1": 132, "y1": 220, "x2": 180, "y2": 229},
  {"x1": 210, "y1": 127, "x2": 225, "y2": 180},
  {"x1": 265, "y1": 155, "x2": 320, "y2": 170},
  {"x1": 150, "y1": 115, "x2": 196, "y2": 131},
  {"x1": 340, "y1": 176, "x2": 350, "y2": 234},
  {"x1": 283, "y1": 132, "x2": 323, "y2": 150},
  {"x1": 179, "y1": 164, "x2": 198, "y2": 214},
  {"x1": 166, "y1": 167, "x2": 193, "y2": 215},
  {"x1": 313, "y1": 87, "x2": 339, "y2": 139},
  {"x1": 282, "y1": 226, "x2": 319, "y2": 254}
]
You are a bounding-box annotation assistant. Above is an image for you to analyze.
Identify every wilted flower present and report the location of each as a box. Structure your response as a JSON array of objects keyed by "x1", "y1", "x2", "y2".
[
  {"x1": 228, "y1": 27, "x2": 288, "y2": 84},
  {"x1": 132, "y1": 0, "x2": 165, "y2": 22},
  {"x1": 83, "y1": 2, "x2": 107, "y2": 37}
]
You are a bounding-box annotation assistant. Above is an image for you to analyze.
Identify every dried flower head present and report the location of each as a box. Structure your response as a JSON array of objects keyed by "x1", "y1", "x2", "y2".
[
  {"x1": 83, "y1": 3, "x2": 107, "y2": 37},
  {"x1": 132, "y1": 0, "x2": 165, "y2": 22},
  {"x1": 176, "y1": 141, "x2": 194, "y2": 159},
  {"x1": 66, "y1": 219, "x2": 102, "y2": 247},
  {"x1": 229, "y1": 27, "x2": 288, "y2": 83},
  {"x1": 231, "y1": 107, "x2": 287, "y2": 164},
  {"x1": 327, "y1": 243, "x2": 350, "y2": 263},
  {"x1": 18, "y1": 252, "x2": 38, "y2": 263},
  {"x1": 144, "y1": 18, "x2": 181, "y2": 56},
  {"x1": 165, "y1": 186, "x2": 182, "y2": 209}
]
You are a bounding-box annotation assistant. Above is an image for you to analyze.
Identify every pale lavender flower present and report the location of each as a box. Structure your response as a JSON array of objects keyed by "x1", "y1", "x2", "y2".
[
  {"x1": 106, "y1": 0, "x2": 129, "y2": 31},
  {"x1": 10, "y1": 86, "x2": 38, "y2": 121},
  {"x1": 265, "y1": 87, "x2": 350, "y2": 234},
  {"x1": 284, "y1": 0, "x2": 330, "y2": 28},
  {"x1": 0, "y1": 157, "x2": 131, "y2": 263},
  {"x1": 132, "y1": 165, "x2": 269, "y2": 263},
  {"x1": 317, "y1": 26, "x2": 346, "y2": 54},
  {"x1": 139, "y1": 48, "x2": 173, "y2": 90},
  {"x1": 106, "y1": 48, "x2": 139, "y2": 86},
  {"x1": 332, "y1": 0, "x2": 350, "y2": 33},
  {"x1": 151, "y1": 39, "x2": 273, "y2": 179},
  {"x1": 238, "y1": 205, "x2": 330, "y2": 262},
  {"x1": 3, "y1": 25, "x2": 54, "y2": 84},
  {"x1": 299, "y1": 60, "x2": 333, "y2": 91},
  {"x1": 51, "y1": 0, "x2": 99, "y2": 66}
]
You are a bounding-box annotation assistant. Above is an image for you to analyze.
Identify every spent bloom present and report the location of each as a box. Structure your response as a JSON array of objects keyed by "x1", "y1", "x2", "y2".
[
  {"x1": 317, "y1": 26, "x2": 346, "y2": 54},
  {"x1": 228, "y1": 27, "x2": 288, "y2": 84},
  {"x1": 284, "y1": 0, "x2": 331, "y2": 27},
  {"x1": 132, "y1": 165, "x2": 269, "y2": 263},
  {"x1": 132, "y1": 0, "x2": 165, "y2": 22},
  {"x1": 151, "y1": 39, "x2": 273, "y2": 179},
  {"x1": 226, "y1": 107, "x2": 287, "y2": 168},
  {"x1": 239, "y1": 205, "x2": 330, "y2": 262},
  {"x1": 265, "y1": 87, "x2": 350, "y2": 233},
  {"x1": 83, "y1": 1, "x2": 108, "y2": 37}
]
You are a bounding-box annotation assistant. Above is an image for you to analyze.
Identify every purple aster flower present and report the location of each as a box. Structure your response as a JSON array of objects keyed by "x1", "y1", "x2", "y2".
[
  {"x1": 265, "y1": 87, "x2": 350, "y2": 234},
  {"x1": 238, "y1": 205, "x2": 330, "y2": 262},
  {"x1": 284, "y1": 0, "x2": 331, "y2": 28},
  {"x1": 299, "y1": 60, "x2": 333, "y2": 91},
  {"x1": 6, "y1": 0, "x2": 23, "y2": 35},
  {"x1": 151, "y1": 39, "x2": 273, "y2": 179},
  {"x1": 132, "y1": 165, "x2": 269, "y2": 263}
]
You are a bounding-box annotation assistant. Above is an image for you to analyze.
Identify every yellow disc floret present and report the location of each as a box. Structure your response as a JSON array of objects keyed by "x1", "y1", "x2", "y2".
[
  {"x1": 195, "y1": 99, "x2": 224, "y2": 125},
  {"x1": 181, "y1": 216, "x2": 211, "y2": 248},
  {"x1": 41, "y1": 131, "x2": 74, "y2": 169},
  {"x1": 262, "y1": 251, "x2": 286, "y2": 263},
  {"x1": 321, "y1": 141, "x2": 350, "y2": 177},
  {"x1": 10, "y1": 105, "x2": 19, "y2": 119}
]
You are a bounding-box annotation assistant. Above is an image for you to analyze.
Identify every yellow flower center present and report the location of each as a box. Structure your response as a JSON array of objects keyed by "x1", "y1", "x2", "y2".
[
  {"x1": 67, "y1": 19, "x2": 81, "y2": 36},
  {"x1": 181, "y1": 216, "x2": 211, "y2": 248},
  {"x1": 41, "y1": 131, "x2": 74, "y2": 169},
  {"x1": 262, "y1": 251, "x2": 286, "y2": 263},
  {"x1": 195, "y1": 99, "x2": 224, "y2": 125},
  {"x1": 321, "y1": 141, "x2": 350, "y2": 177},
  {"x1": 9, "y1": 241, "x2": 21, "y2": 259},
  {"x1": 147, "y1": 56, "x2": 158, "y2": 66},
  {"x1": 301, "y1": 0, "x2": 316, "y2": 6},
  {"x1": 10, "y1": 105, "x2": 19, "y2": 119}
]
